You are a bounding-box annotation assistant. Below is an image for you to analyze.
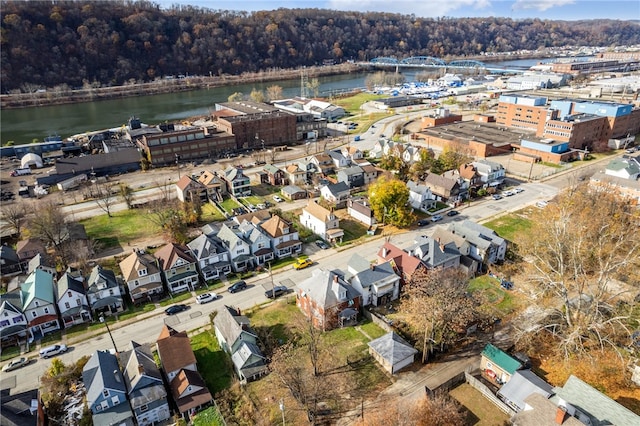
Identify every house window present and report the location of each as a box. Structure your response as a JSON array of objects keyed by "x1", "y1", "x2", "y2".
[
  {"x1": 13, "y1": 316, "x2": 23, "y2": 324},
  {"x1": 139, "y1": 269, "x2": 147, "y2": 276},
  {"x1": 67, "y1": 291, "x2": 72, "y2": 298},
  {"x1": 111, "y1": 395, "x2": 119, "y2": 405},
  {"x1": 76, "y1": 298, "x2": 81, "y2": 306},
  {"x1": 103, "y1": 389, "x2": 109, "y2": 398},
  {"x1": 44, "y1": 307, "x2": 49, "y2": 314},
  {"x1": 65, "y1": 302, "x2": 70, "y2": 309},
  {"x1": 32, "y1": 312, "x2": 37, "y2": 318},
  {"x1": 34, "y1": 301, "x2": 39, "y2": 307},
  {"x1": 134, "y1": 280, "x2": 139, "y2": 286},
  {"x1": 109, "y1": 289, "x2": 114, "y2": 296},
  {"x1": 140, "y1": 404, "x2": 148, "y2": 412}
]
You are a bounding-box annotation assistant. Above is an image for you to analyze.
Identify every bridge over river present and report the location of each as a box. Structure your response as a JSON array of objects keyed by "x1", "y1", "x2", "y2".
[{"x1": 358, "y1": 56, "x2": 529, "y2": 73}]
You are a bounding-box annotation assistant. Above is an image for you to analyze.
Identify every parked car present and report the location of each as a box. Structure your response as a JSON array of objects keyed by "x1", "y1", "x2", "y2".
[
  {"x1": 514, "y1": 188, "x2": 524, "y2": 193},
  {"x1": 535, "y1": 200, "x2": 548, "y2": 208},
  {"x1": 265, "y1": 285, "x2": 289, "y2": 299},
  {"x1": 40, "y1": 344, "x2": 68, "y2": 359},
  {"x1": 446, "y1": 210, "x2": 459, "y2": 217},
  {"x1": 502, "y1": 190, "x2": 515, "y2": 197},
  {"x1": 293, "y1": 258, "x2": 313, "y2": 270},
  {"x1": 492, "y1": 194, "x2": 503, "y2": 200},
  {"x1": 196, "y1": 293, "x2": 218, "y2": 304},
  {"x1": 165, "y1": 304, "x2": 188, "y2": 315},
  {"x1": 431, "y1": 214, "x2": 443, "y2": 222},
  {"x1": 417, "y1": 219, "x2": 430, "y2": 227},
  {"x1": 2, "y1": 357, "x2": 30, "y2": 372},
  {"x1": 273, "y1": 195, "x2": 284, "y2": 203},
  {"x1": 315, "y1": 240, "x2": 330, "y2": 250},
  {"x1": 228, "y1": 280, "x2": 247, "y2": 293}
]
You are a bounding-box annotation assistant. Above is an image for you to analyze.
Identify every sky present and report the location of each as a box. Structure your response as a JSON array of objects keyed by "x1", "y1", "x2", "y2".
[{"x1": 157, "y1": 0, "x2": 640, "y2": 20}]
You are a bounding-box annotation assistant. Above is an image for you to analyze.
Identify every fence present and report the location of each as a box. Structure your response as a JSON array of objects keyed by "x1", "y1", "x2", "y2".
[
  {"x1": 464, "y1": 372, "x2": 516, "y2": 417},
  {"x1": 425, "y1": 371, "x2": 466, "y2": 397},
  {"x1": 362, "y1": 309, "x2": 394, "y2": 333}
]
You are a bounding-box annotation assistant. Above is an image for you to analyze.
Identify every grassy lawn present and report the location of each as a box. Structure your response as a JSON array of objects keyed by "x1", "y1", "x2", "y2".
[
  {"x1": 468, "y1": 275, "x2": 518, "y2": 317},
  {"x1": 219, "y1": 198, "x2": 241, "y2": 213},
  {"x1": 482, "y1": 210, "x2": 534, "y2": 243},
  {"x1": 359, "y1": 320, "x2": 388, "y2": 340},
  {"x1": 240, "y1": 195, "x2": 265, "y2": 205},
  {"x1": 251, "y1": 183, "x2": 281, "y2": 196},
  {"x1": 337, "y1": 218, "x2": 370, "y2": 246},
  {"x1": 82, "y1": 209, "x2": 160, "y2": 248},
  {"x1": 0, "y1": 345, "x2": 21, "y2": 362},
  {"x1": 191, "y1": 329, "x2": 234, "y2": 393},
  {"x1": 158, "y1": 292, "x2": 193, "y2": 306},
  {"x1": 191, "y1": 406, "x2": 225, "y2": 426},
  {"x1": 201, "y1": 203, "x2": 226, "y2": 222},
  {"x1": 449, "y1": 383, "x2": 510, "y2": 426},
  {"x1": 268, "y1": 256, "x2": 300, "y2": 271},
  {"x1": 333, "y1": 93, "x2": 385, "y2": 113}
]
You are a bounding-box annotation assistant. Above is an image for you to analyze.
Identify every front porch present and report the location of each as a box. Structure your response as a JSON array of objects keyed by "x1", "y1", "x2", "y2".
[
  {"x1": 326, "y1": 228, "x2": 344, "y2": 244},
  {"x1": 275, "y1": 240, "x2": 303, "y2": 258},
  {"x1": 254, "y1": 248, "x2": 274, "y2": 265},
  {"x1": 62, "y1": 307, "x2": 91, "y2": 328},
  {"x1": 166, "y1": 271, "x2": 199, "y2": 294},
  {"x1": 202, "y1": 261, "x2": 232, "y2": 281}
]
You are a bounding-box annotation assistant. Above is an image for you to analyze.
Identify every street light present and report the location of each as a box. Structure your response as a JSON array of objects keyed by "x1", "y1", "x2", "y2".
[{"x1": 100, "y1": 315, "x2": 118, "y2": 353}]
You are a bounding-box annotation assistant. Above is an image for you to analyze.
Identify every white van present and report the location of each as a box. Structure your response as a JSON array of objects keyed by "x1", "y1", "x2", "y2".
[{"x1": 39, "y1": 344, "x2": 68, "y2": 358}]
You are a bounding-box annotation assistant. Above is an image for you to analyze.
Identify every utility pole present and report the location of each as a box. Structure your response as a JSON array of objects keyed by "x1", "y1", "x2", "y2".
[{"x1": 100, "y1": 315, "x2": 118, "y2": 354}]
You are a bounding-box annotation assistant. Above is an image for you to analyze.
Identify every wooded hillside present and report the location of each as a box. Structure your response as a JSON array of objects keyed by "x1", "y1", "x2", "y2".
[{"x1": 2, "y1": 0, "x2": 639, "y2": 91}]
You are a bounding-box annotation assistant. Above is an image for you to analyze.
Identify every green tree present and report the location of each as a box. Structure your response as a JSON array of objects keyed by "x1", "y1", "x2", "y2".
[
  {"x1": 119, "y1": 183, "x2": 134, "y2": 209},
  {"x1": 228, "y1": 91, "x2": 244, "y2": 102},
  {"x1": 438, "y1": 148, "x2": 472, "y2": 172},
  {"x1": 379, "y1": 154, "x2": 409, "y2": 181},
  {"x1": 249, "y1": 88, "x2": 265, "y2": 103},
  {"x1": 368, "y1": 176, "x2": 414, "y2": 227}
]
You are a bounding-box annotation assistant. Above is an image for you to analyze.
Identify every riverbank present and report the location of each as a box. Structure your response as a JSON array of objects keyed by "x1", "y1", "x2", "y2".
[{"x1": 0, "y1": 63, "x2": 360, "y2": 110}]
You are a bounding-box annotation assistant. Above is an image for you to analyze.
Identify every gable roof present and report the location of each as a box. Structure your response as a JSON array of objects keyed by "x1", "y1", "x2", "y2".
[
  {"x1": 368, "y1": 332, "x2": 418, "y2": 365},
  {"x1": 154, "y1": 243, "x2": 196, "y2": 271},
  {"x1": 56, "y1": 272, "x2": 85, "y2": 300},
  {"x1": 82, "y1": 350, "x2": 127, "y2": 406},
  {"x1": 260, "y1": 215, "x2": 293, "y2": 238},
  {"x1": 552, "y1": 375, "x2": 640, "y2": 426},
  {"x1": 21, "y1": 269, "x2": 55, "y2": 307},
  {"x1": 448, "y1": 220, "x2": 505, "y2": 249},
  {"x1": 87, "y1": 265, "x2": 118, "y2": 291},
  {"x1": 0, "y1": 245, "x2": 19, "y2": 264},
  {"x1": 423, "y1": 173, "x2": 459, "y2": 192},
  {"x1": 497, "y1": 369, "x2": 554, "y2": 412},
  {"x1": 406, "y1": 235, "x2": 461, "y2": 268},
  {"x1": 123, "y1": 341, "x2": 163, "y2": 393},
  {"x1": 233, "y1": 210, "x2": 271, "y2": 225},
  {"x1": 214, "y1": 306, "x2": 256, "y2": 347},
  {"x1": 377, "y1": 242, "x2": 424, "y2": 277},
  {"x1": 119, "y1": 250, "x2": 160, "y2": 282},
  {"x1": 303, "y1": 200, "x2": 334, "y2": 222},
  {"x1": 176, "y1": 175, "x2": 202, "y2": 191},
  {"x1": 481, "y1": 343, "x2": 522, "y2": 374},
  {"x1": 169, "y1": 369, "x2": 212, "y2": 414},
  {"x1": 156, "y1": 325, "x2": 197, "y2": 374},
  {"x1": 15, "y1": 238, "x2": 45, "y2": 259},
  {"x1": 263, "y1": 164, "x2": 282, "y2": 175},
  {"x1": 197, "y1": 170, "x2": 224, "y2": 186},
  {"x1": 187, "y1": 234, "x2": 227, "y2": 261},
  {"x1": 297, "y1": 269, "x2": 359, "y2": 309},
  {"x1": 324, "y1": 182, "x2": 350, "y2": 196},
  {"x1": 217, "y1": 223, "x2": 245, "y2": 248},
  {"x1": 511, "y1": 393, "x2": 583, "y2": 426}
]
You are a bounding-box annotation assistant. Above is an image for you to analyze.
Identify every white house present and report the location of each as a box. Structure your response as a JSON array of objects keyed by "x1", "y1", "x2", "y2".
[
  {"x1": 259, "y1": 215, "x2": 303, "y2": 259},
  {"x1": 217, "y1": 223, "x2": 254, "y2": 272},
  {"x1": 320, "y1": 182, "x2": 351, "y2": 206},
  {"x1": 407, "y1": 180, "x2": 436, "y2": 212},
  {"x1": 300, "y1": 200, "x2": 344, "y2": 243},
  {"x1": 604, "y1": 156, "x2": 640, "y2": 180},
  {"x1": 21, "y1": 269, "x2": 60, "y2": 339},
  {"x1": 187, "y1": 234, "x2": 232, "y2": 281},
  {"x1": 56, "y1": 272, "x2": 91, "y2": 328},
  {"x1": 327, "y1": 150, "x2": 350, "y2": 169},
  {"x1": 472, "y1": 160, "x2": 506, "y2": 185},
  {"x1": 347, "y1": 197, "x2": 376, "y2": 227},
  {"x1": 86, "y1": 265, "x2": 125, "y2": 316},
  {"x1": 345, "y1": 254, "x2": 400, "y2": 307},
  {"x1": 448, "y1": 220, "x2": 507, "y2": 265},
  {"x1": 0, "y1": 294, "x2": 29, "y2": 345},
  {"x1": 237, "y1": 220, "x2": 274, "y2": 266}
]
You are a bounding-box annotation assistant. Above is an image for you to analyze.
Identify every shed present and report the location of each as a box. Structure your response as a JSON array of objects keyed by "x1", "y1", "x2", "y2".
[
  {"x1": 20, "y1": 153, "x2": 43, "y2": 169},
  {"x1": 281, "y1": 185, "x2": 307, "y2": 200},
  {"x1": 368, "y1": 332, "x2": 417, "y2": 374},
  {"x1": 497, "y1": 369, "x2": 554, "y2": 412},
  {"x1": 480, "y1": 343, "x2": 522, "y2": 385}
]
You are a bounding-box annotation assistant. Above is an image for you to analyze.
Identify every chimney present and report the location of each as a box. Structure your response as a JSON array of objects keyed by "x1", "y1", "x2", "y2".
[
  {"x1": 370, "y1": 264, "x2": 375, "y2": 271},
  {"x1": 138, "y1": 364, "x2": 145, "y2": 374},
  {"x1": 555, "y1": 406, "x2": 567, "y2": 425},
  {"x1": 236, "y1": 307, "x2": 241, "y2": 316},
  {"x1": 113, "y1": 370, "x2": 121, "y2": 383},
  {"x1": 382, "y1": 247, "x2": 388, "y2": 258},
  {"x1": 333, "y1": 275, "x2": 338, "y2": 283}
]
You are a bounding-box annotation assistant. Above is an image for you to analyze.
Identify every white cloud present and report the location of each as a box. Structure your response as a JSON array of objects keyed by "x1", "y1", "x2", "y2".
[
  {"x1": 512, "y1": 0, "x2": 575, "y2": 11},
  {"x1": 326, "y1": 0, "x2": 493, "y2": 18}
]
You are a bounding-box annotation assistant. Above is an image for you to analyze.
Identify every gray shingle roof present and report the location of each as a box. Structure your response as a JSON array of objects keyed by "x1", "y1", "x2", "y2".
[
  {"x1": 83, "y1": 350, "x2": 126, "y2": 408},
  {"x1": 497, "y1": 369, "x2": 554, "y2": 412},
  {"x1": 368, "y1": 332, "x2": 417, "y2": 365}
]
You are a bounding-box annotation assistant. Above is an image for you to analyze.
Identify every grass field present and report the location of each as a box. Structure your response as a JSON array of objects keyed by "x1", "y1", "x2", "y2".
[
  {"x1": 449, "y1": 383, "x2": 510, "y2": 426},
  {"x1": 191, "y1": 329, "x2": 234, "y2": 393},
  {"x1": 81, "y1": 209, "x2": 160, "y2": 248},
  {"x1": 482, "y1": 210, "x2": 534, "y2": 243},
  {"x1": 468, "y1": 276, "x2": 518, "y2": 317}
]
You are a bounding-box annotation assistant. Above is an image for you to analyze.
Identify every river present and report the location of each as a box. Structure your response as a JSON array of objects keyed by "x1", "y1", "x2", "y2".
[{"x1": 0, "y1": 57, "x2": 578, "y2": 145}]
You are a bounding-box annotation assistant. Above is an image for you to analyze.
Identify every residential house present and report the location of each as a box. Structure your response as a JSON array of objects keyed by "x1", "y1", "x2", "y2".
[
  {"x1": 510, "y1": 393, "x2": 583, "y2": 426},
  {"x1": 281, "y1": 185, "x2": 307, "y2": 200},
  {"x1": 402, "y1": 144, "x2": 422, "y2": 164},
  {"x1": 327, "y1": 150, "x2": 350, "y2": 169},
  {"x1": 175, "y1": 175, "x2": 207, "y2": 203},
  {"x1": 216, "y1": 223, "x2": 254, "y2": 272},
  {"x1": 368, "y1": 140, "x2": 387, "y2": 159},
  {"x1": 231, "y1": 210, "x2": 271, "y2": 226},
  {"x1": 480, "y1": 343, "x2": 523, "y2": 386},
  {"x1": 223, "y1": 167, "x2": 251, "y2": 197},
  {"x1": 341, "y1": 146, "x2": 363, "y2": 162},
  {"x1": 187, "y1": 234, "x2": 232, "y2": 282},
  {"x1": 82, "y1": 350, "x2": 135, "y2": 426},
  {"x1": 337, "y1": 165, "x2": 365, "y2": 189},
  {"x1": 297, "y1": 157, "x2": 317, "y2": 182},
  {"x1": 156, "y1": 325, "x2": 213, "y2": 417},
  {"x1": 431, "y1": 227, "x2": 481, "y2": 275},
  {"x1": 64, "y1": 222, "x2": 94, "y2": 260},
  {"x1": 285, "y1": 164, "x2": 307, "y2": 186},
  {"x1": 423, "y1": 173, "x2": 461, "y2": 204},
  {"x1": 345, "y1": 254, "x2": 400, "y2": 307},
  {"x1": 550, "y1": 375, "x2": 640, "y2": 426},
  {"x1": 154, "y1": 243, "x2": 200, "y2": 294},
  {"x1": 473, "y1": 159, "x2": 506, "y2": 186},
  {"x1": 0, "y1": 292, "x2": 28, "y2": 346},
  {"x1": 604, "y1": 156, "x2": 640, "y2": 180},
  {"x1": 56, "y1": 272, "x2": 91, "y2": 328},
  {"x1": 347, "y1": 197, "x2": 376, "y2": 227},
  {"x1": 458, "y1": 163, "x2": 483, "y2": 191},
  {"x1": 447, "y1": 220, "x2": 507, "y2": 266},
  {"x1": 589, "y1": 170, "x2": 640, "y2": 204},
  {"x1": 320, "y1": 182, "x2": 351, "y2": 207},
  {"x1": 197, "y1": 170, "x2": 227, "y2": 202},
  {"x1": 27, "y1": 253, "x2": 56, "y2": 276},
  {"x1": 0, "y1": 388, "x2": 42, "y2": 426},
  {"x1": 214, "y1": 306, "x2": 268, "y2": 383},
  {"x1": 237, "y1": 220, "x2": 274, "y2": 265},
  {"x1": 442, "y1": 169, "x2": 470, "y2": 200},
  {"x1": 299, "y1": 200, "x2": 344, "y2": 243},
  {"x1": 0, "y1": 245, "x2": 21, "y2": 277},
  {"x1": 259, "y1": 215, "x2": 303, "y2": 259},
  {"x1": 311, "y1": 153, "x2": 334, "y2": 175},
  {"x1": 405, "y1": 235, "x2": 461, "y2": 271},
  {"x1": 15, "y1": 238, "x2": 46, "y2": 271},
  {"x1": 377, "y1": 242, "x2": 427, "y2": 285},
  {"x1": 261, "y1": 164, "x2": 287, "y2": 186},
  {"x1": 21, "y1": 269, "x2": 60, "y2": 339},
  {"x1": 497, "y1": 369, "x2": 554, "y2": 412},
  {"x1": 360, "y1": 163, "x2": 381, "y2": 185},
  {"x1": 119, "y1": 250, "x2": 165, "y2": 304},
  {"x1": 368, "y1": 332, "x2": 418, "y2": 374},
  {"x1": 296, "y1": 269, "x2": 361, "y2": 331},
  {"x1": 122, "y1": 341, "x2": 171, "y2": 426},
  {"x1": 407, "y1": 180, "x2": 436, "y2": 212},
  {"x1": 86, "y1": 265, "x2": 125, "y2": 317}
]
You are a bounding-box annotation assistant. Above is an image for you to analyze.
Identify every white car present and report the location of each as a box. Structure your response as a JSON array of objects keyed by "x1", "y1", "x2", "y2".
[
  {"x1": 273, "y1": 195, "x2": 284, "y2": 203},
  {"x1": 535, "y1": 200, "x2": 548, "y2": 208},
  {"x1": 514, "y1": 188, "x2": 524, "y2": 193},
  {"x1": 196, "y1": 292, "x2": 218, "y2": 304},
  {"x1": 40, "y1": 344, "x2": 68, "y2": 358},
  {"x1": 2, "y1": 357, "x2": 30, "y2": 372}
]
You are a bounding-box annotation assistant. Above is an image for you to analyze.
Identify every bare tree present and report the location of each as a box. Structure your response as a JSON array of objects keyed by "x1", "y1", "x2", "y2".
[
  {"x1": 515, "y1": 186, "x2": 640, "y2": 359},
  {"x1": 93, "y1": 181, "x2": 117, "y2": 218},
  {"x1": 0, "y1": 201, "x2": 28, "y2": 238},
  {"x1": 28, "y1": 202, "x2": 70, "y2": 264},
  {"x1": 400, "y1": 269, "x2": 478, "y2": 363},
  {"x1": 266, "y1": 84, "x2": 283, "y2": 102},
  {"x1": 355, "y1": 392, "x2": 465, "y2": 426},
  {"x1": 119, "y1": 183, "x2": 135, "y2": 209}
]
